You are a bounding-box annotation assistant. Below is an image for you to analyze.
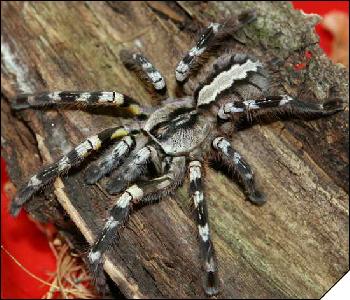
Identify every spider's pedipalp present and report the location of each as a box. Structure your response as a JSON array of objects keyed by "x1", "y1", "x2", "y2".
[
  {"x1": 88, "y1": 157, "x2": 186, "y2": 280},
  {"x1": 85, "y1": 135, "x2": 136, "y2": 184},
  {"x1": 10, "y1": 126, "x2": 134, "y2": 217},
  {"x1": 105, "y1": 145, "x2": 159, "y2": 195},
  {"x1": 189, "y1": 160, "x2": 220, "y2": 296},
  {"x1": 120, "y1": 49, "x2": 167, "y2": 95},
  {"x1": 12, "y1": 91, "x2": 146, "y2": 117},
  {"x1": 217, "y1": 95, "x2": 345, "y2": 123},
  {"x1": 175, "y1": 10, "x2": 257, "y2": 84},
  {"x1": 213, "y1": 137, "x2": 265, "y2": 205}
]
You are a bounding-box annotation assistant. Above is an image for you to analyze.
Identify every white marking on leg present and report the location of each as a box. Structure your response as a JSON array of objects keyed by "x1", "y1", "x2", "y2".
[
  {"x1": 117, "y1": 192, "x2": 132, "y2": 208},
  {"x1": 57, "y1": 156, "x2": 71, "y2": 172},
  {"x1": 147, "y1": 71, "x2": 165, "y2": 89},
  {"x1": 194, "y1": 191, "x2": 204, "y2": 208},
  {"x1": 198, "y1": 223, "x2": 210, "y2": 242},
  {"x1": 75, "y1": 140, "x2": 93, "y2": 158},
  {"x1": 189, "y1": 160, "x2": 202, "y2": 168},
  {"x1": 127, "y1": 185, "x2": 144, "y2": 200},
  {"x1": 233, "y1": 152, "x2": 241, "y2": 164},
  {"x1": 28, "y1": 175, "x2": 42, "y2": 187},
  {"x1": 113, "y1": 140, "x2": 129, "y2": 157},
  {"x1": 154, "y1": 78, "x2": 166, "y2": 90},
  {"x1": 112, "y1": 92, "x2": 124, "y2": 105},
  {"x1": 279, "y1": 95, "x2": 293, "y2": 106},
  {"x1": 123, "y1": 136, "x2": 134, "y2": 148},
  {"x1": 116, "y1": 185, "x2": 143, "y2": 208},
  {"x1": 88, "y1": 250, "x2": 101, "y2": 263},
  {"x1": 176, "y1": 46, "x2": 206, "y2": 82},
  {"x1": 88, "y1": 135, "x2": 102, "y2": 150},
  {"x1": 104, "y1": 216, "x2": 119, "y2": 229},
  {"x1": 205, "y1": 256, "x2": 217, "y2": 272},
  {"x1": 213, "y1": 137, "x2": 230, "y2": 155},
  {"x1": 218, "y1": 102, "x2": 245, "y2": 119},
  {"x1": 134, "y1": 147, "x2": 151, "y2": 164},
  {"x1": 48, "y1": 91, "x2": 61, "y2": 101},
  {"x1": 190, "y1": 164, "x2": 201, "y2": 182},
  {"x1": 175, "y1": 61, "x2": 190, "y2": 82},
  {"x1": 244, "y1": 100, "x2": 260, "y2": 110},
  {"x1": 77, "y1": 92, "x2": 91, "y2": 102},
  {"x1": 189, "y1": 46, "x2": 206, "y2": 57},
  {"x1": 209, "y1": 22, "x2": 221, "y2": 33}
]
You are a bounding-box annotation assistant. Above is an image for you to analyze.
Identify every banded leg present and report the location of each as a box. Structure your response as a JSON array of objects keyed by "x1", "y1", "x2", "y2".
[
  {"x1": 10, "y1": 126, "x2": 134, "y2": 217},
  {"x1": 189, "y1": 161, "x2": 219, "y2": 296},
  {"x1": 85, "y1": 135, "x2": 136, "y2": 184},
  {"x1": 88, "y1": 156, "x2": 186, "y2": 278},
  {"x1": 120, "y1": 50, "x2": 166, "y2": 95},
  {"x1": 175, "y1": 10, "x2": 257, "y2": 84},
  {"x1": 105, "y1": 145, "x2": 159, "y2": 195},
  {"x1": 11, "y1": 91, "x2": 145, "y2": 117},
  {"x1": 213, "y1": 137, "x2": 265, "y2": 205},
  {"x1": 217, "y1": 95, "x2": 344, "y2": 123}
]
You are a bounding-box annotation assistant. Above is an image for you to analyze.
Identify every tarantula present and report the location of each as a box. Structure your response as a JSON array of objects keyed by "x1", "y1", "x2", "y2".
[{"x1": 9, "y1": 10, "x2": 344, "y2": 296}]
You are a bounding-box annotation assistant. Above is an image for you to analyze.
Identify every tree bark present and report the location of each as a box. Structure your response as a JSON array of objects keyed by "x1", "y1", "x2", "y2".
[{"x1": 1, "y1": 1, "x2": 348, "y2": 298}]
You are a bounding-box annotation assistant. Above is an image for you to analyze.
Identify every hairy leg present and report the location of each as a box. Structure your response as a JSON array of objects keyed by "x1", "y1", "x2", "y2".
[
  {"x1": 120, "y1": 50, "x2": 167, "y2": 95},
  {"x1": 11, "y1": 91, "x2": 146, "y2": 117},
  {"x1": 189, "y1": 160, "x2": 219, "y2": 296},
  {"x1": 105, "y1": 144, "x2": 160, "y2": 195},
  {"x1": 10, "y1": 125, "x2": 136, "y2": 216},
  {"x1": 88, "y1": 156, "x2": 186, "y2": 280},
  {"x1": 212, "y1": 137, "x2": 265, "y2": 205},
  {"x1": 175, "y1": 10, "x2": 257, "y2": 84},
  {"x1": 217, "y1": 95, "x2": 344, "y2": 123},
  {"x1": 84, "y1": 135, "x2": 136, "y2": 184}
]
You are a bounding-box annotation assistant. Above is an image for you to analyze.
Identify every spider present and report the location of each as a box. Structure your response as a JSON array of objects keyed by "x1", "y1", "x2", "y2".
[{"x1": 9, "y1": 10, "x2": 344, "y2": 296}]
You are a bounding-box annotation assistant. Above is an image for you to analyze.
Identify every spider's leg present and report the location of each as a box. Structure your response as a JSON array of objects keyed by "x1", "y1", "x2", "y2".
[
  {"x1": 84, "y1": 135, "x2": 136, "y2": 184},
  {"x1": 88, "y1": 156, "x2": 186, "y2": 280},
  {"x1": 217, "y1": 95, "x2": 344, "y2": 123},
  {"x1": 105, "y1": 144, "x2": 160, "y2": 195},
  {"x1": 120, "y1": 49, "x2": 167, "y2": 96},
  {"x1": 175, "y1": 10, "x2": 257, "y2": 84},
  {"x1": 11, "y1": 91, "x2": 147, "y2": 117},
  {"x1": 10, "y1": 125, "x2": 136, "y2": 217},
  {"x1": 189, "y1": 160, "x2": 219, "y2": 296},
  {"x1": 212, "y1": 137, "x2": 265, "y2": 205}
]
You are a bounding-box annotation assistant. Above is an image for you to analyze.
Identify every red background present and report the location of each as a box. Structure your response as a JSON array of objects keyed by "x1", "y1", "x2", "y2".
[{"x1": 1, "y1": 2, "x2": 349, "y2": 298}]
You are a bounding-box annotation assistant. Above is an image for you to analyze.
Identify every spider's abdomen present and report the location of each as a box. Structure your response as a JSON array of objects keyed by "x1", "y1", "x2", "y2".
[
  {"x1": 144, "y1": 99, "x2": 213, "y2": 155},
  {"x1": 189, "y1": 52, "x2": 270, "y2": 110}
]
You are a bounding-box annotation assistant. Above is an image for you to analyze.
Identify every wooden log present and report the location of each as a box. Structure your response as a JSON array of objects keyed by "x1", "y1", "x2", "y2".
[{"x1": 1, "y1": 1, "x2": 348, "y2": 298}]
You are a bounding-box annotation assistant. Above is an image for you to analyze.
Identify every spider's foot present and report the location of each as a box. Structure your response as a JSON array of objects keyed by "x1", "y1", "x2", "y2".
[
  {"x1": 88, "y1": 250, "x2": 104, "y2": 276},
  {"x1": 322, "y1": 98, "x2": 345, "y2": 113},
  {"x1": 88, "y1": 251, "x2": 107, "y2": 293},
  {"x1": 9, "y1": 186, "x2": 36, "y2": 217},
  {"x1": 9, "y1": 201, "x2": 22, "y2": 217},
  {"x1": 203, "y1": 269, "x2": 220, "y2": 296},
  {"x1": 247, "y1": 190, "x2": 266, "y2": 206}
]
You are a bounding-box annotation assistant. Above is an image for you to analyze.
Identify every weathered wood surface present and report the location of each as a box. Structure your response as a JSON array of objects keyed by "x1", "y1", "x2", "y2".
[{"x1": 1, "y1": 1, "x2": 349, "y2": 298}]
